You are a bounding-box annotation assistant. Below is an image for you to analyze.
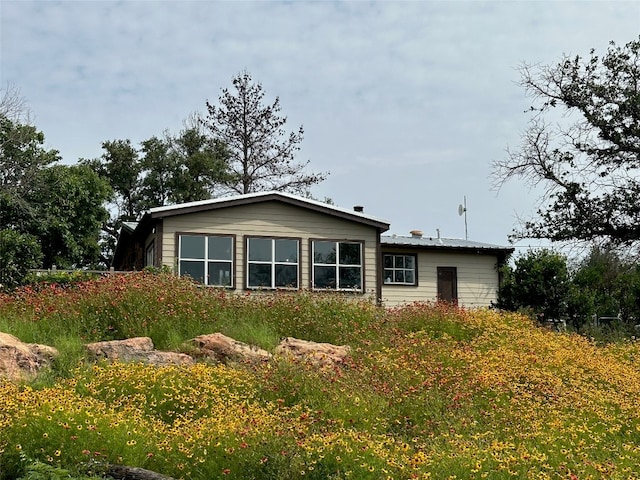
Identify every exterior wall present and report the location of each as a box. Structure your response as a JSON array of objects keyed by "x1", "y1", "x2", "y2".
[
  {"x1": 381, "y1": 249, "x2": 500, "y2": 308},
  {"x1": 159, "y1": 201, "x2": 380, "y2": 299}
]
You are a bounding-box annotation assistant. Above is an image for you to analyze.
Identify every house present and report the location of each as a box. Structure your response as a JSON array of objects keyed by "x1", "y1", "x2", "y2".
[
  {"x1": 113, "y1": 191, "x2": 513, "y2": 307},
  {"x1": 380, "y1": 232, "x2": 512, "y2": 307}
]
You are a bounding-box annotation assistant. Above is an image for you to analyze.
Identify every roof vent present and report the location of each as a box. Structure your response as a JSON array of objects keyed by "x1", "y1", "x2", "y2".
[
  {"x1": 410, "y1": 230, "x2": 423, "y2": 238},
  {"x1": 353, "y1": 205, "x2": 364, "y2": 212}
]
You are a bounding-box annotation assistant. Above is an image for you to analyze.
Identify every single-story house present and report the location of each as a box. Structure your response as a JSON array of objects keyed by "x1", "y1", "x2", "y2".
[{"x1": 113, "y1": 191, "x2": 513, "y2": 307}]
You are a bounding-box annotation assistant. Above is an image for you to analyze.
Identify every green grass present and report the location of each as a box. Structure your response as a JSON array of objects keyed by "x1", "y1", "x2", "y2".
[{"x1": 2, "y1": 272, "x2": 640, "y2": 479}]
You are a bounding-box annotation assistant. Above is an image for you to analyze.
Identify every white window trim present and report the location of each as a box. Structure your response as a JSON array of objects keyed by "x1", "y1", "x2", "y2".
[
  {"x1": 383, "y1": 253, "x2": 417, "y2": 286},
  {"x1": 246, "y1": 237, "x2": 299, "y2": 290},
  {"x1": 178, "y1": 234, "x2": 233, "y2": 287},
  {"x1": 312, "y1": 240, "x2": 363, "y2": 292}
]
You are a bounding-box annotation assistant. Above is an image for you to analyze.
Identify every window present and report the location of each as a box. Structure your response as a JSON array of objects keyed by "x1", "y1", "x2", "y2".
[
  {"x1": 247, "y1": 237, "x2": 299, "y2": 289},
  {"x1": 145, "y1": 241, "x2": 155, "y2": 268},
  {"x1": 383, "y1": 254, "x2": 417, "y2": 285},
  {"x1": 312, "y1": 240, "x2": 363, "y2": 291},
  {"x1": 178, "y1": 234, "x2": 233, "y2": 287}
]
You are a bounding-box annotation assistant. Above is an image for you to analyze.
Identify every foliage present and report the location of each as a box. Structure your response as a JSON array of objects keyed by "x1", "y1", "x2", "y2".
[
  {"x1": 27, "y1": 165, "x2": 111, "y2": 269},
  {"x1": 0, "y1": 113, "x2": 111, "y2": 283},
  {"x1": 2, "y1": 276, "x2": 640, "y2": 478},
  {"x1": 495, "y1": 248, "x2": 570, "y2": 321},
  {"x1": 83, "y1": 125, "x2": 229, "y2": 265},
  {"x1": 492, "y1": 37, "x2": 640, "y2": 248},
  {"x1": 0, "y1": 229, "x2": 42, "y2": 291},
  {"x1": 204, "y1": 71, "x2": 327, "y2": 195},
  {"x1": 569, "y1": 247, "x2": 640, "y2": 326},
  {"x1": 16, "y1": 455, "x2": 102, "y2": 480}
]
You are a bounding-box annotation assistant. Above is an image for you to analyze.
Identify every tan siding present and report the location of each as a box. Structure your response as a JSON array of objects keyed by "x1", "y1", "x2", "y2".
[
  {"x1": 381, "y1": 251, "x2": 499, "y2": 308},
  {"x1": 160, "y1": 202, "x2": 379, "y2": 298}
]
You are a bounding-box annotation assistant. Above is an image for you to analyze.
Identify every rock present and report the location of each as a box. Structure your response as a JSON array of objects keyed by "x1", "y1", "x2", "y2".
[
  {"x1": 0, "y1": 332, "x2": 59, "y2": 381},
  {"x1": 274, "y1": 337, "x2": 351, "y2": 367},
  {"x1": 85, "y1": 337, "x2": 194, "y2": 366},
  {"x1": 106, "y1": 464, "x2": 178, "y2": 480},
  {"x1": 192, "y1": 333, "x2": 272, "y2": 364}
]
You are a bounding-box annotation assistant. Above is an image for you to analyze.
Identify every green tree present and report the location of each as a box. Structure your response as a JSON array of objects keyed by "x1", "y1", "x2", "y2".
[
  {"x1": 0, "y1": 229, "x2": 42, "y2": 291},
  {"x1": 161, "y1": 125, "x2": 229, "y2": 204},
  {"x1": 204, "y1": 71, "x2": 327, "y2": 195},
  {"x1": 492, "y1": 37, "x2": 640, "y2": 248},
  {"x1": 0, "y1": 114, "x2": 57, "y2": 287},
  {"x1": 27, "y1": 164, "x2": 111, "y2": 268},
  {"x1": 0, "y1": 115, "x2": 59, "y2": 210},
  {"x1": 87, "y1": 125, "x2": 229, "y2": 265},
  {"x1": 0, "y1": 111, "x2": 111, "y2": 284},
  {"x1": 87, "y1": 139, "x2": 143, "y2": 222},
  {"x1": 496, "y1": 249, "x2": 570, "y2": 322},
  {"x1": 568, "y1": 247, "x2": 640, "y2": 327}
]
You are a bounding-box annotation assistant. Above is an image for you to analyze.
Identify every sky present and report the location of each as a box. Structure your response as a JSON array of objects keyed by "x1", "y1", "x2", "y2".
[{"x1": 1, "y1": 1, "x2": 639, "y2": 252}]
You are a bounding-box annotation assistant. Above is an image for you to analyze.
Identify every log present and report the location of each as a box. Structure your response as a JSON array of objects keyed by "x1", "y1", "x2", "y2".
[{"x1": 106, "y1": 464, "x2": 177, "y2": 480}]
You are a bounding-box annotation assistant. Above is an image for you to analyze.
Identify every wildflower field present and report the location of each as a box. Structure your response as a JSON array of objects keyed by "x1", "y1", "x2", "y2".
[{"x1": 1, "y1": 272, "x2": 640, "y2": 479}]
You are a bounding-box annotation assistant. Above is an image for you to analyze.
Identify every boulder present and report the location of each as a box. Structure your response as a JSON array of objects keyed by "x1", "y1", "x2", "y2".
[
  {"x1": 0, "y1": 332, "x2": 59, "y2": 381},
  {"x1": 85, "y1": 337, "x2": 194, "y2": 366},
  {"x1": 274, "y1": 337, "x2": 351, "y2": 367},
  {"x1": 192, "y1": 333, "x2": 272, "y2": 364}
]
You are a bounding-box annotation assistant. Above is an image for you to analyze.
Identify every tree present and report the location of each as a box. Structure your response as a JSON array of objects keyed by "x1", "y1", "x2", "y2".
[
  {"x1": 204, "y1": 71, "x2": 326, "y2": 195},
  {"x1": 0, "y1": 229, "x2": 42, "y2": 291},
  {"x1": 568, "y1": 247, "x2": 640, "y2": 327},
  {"x1": 0, "y1": 114, "x2": 54, "y2": 287},
  {"x1": 492, "y1": 37, "x2": 640, "y2": 248},
  {"x1": 0, "y1": 83, "x2": 30, "y2": 124},
  {"x1": 86, "y1": 124, "x2": 229, "y2": 265},
  {"x1": 88, "y1": 139, "x2": 144, "y2": 223},
  {"x1": 0, "y1": 110, "x2": 111, "y2": 284},
  {"x1": 160, "y1": 124, "x2": 229, "y2": 204},
  {"x1": 26, "y1": 164, "x2": 111, "y2": 268},
  {"x1": 496, "y1": 249, "x2": 570, "y2": 322}
]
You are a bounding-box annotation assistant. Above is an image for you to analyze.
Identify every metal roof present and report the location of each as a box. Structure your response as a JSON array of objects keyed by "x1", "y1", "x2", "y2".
[{"x1": 381, "y1": 234, "x2": 513, "y2": 251}]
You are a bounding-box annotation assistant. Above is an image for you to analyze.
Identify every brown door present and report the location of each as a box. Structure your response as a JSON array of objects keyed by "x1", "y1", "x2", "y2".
[{"x1": 437, "y1": 267, "x2": 458, "y2": 303}]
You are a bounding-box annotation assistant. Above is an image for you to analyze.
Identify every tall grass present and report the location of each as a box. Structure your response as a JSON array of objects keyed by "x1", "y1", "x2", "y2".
[{"x1": 2, "y1": 273, "x2": 640, "y2": 479}]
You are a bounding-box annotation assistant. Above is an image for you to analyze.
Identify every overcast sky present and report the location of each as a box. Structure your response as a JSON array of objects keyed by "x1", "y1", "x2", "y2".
[{"x1": 2, "y1": 1, "x2": 639, "y2": 250}]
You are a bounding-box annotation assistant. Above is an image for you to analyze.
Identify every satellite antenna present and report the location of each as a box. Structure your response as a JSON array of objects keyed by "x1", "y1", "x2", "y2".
[{"x1": 458, "y1": 196, "x2": 468, "y2": 240}]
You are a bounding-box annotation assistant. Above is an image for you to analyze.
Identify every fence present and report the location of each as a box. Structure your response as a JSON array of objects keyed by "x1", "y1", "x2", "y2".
[{"x1": 28, "y1": 266, "x2": 130, "y2": 275}]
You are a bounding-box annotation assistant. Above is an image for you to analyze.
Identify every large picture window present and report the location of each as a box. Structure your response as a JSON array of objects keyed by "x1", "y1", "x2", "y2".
[
  {"x1": 247, "y1": 237, "x2": 299, "y2": 289},
  {"x1": 312, "y1": 240, "x2": 363, "y2": 291},
  {"x1": 383, "y1": 254, "x2": 417, "y2": 285},
  {"x1": 178, "y1": 234, "x2": 233, "y2": 287}
]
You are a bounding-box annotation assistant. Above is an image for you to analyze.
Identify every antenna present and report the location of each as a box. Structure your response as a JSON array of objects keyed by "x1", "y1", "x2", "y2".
[{"x1": 458, "y1": 195, "x2": 468, "y2": 240}]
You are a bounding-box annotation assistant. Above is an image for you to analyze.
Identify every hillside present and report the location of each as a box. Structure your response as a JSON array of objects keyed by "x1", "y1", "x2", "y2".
[{"x1": 1, "y1": 272, "x2": 640, "y2": 479}]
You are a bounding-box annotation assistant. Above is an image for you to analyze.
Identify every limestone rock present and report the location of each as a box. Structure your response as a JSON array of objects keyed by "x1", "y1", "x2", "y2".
[
  {"x1": 85, "y1": 337, "x2": 194, "y2": 366},
  {"x1": 274, "y1": 337, "x2": 351, "y2": 367},
  {"x1": 0, "y1": 332, "x2": 58, "y2": 381},
  {"x1": 192, "y1": 333, "x2": 272, "y2": 364}
]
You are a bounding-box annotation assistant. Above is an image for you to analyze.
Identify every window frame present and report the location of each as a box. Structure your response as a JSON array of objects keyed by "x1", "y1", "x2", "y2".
[
  {"x1": 245, "y1": 236, "x2": 301, "y2": 290},
  {"x1": 382, "y1": 253, "x2": 418, "y2": 286},
  {"x1": 310, "y1": 239, "x2": 364, "y2": 292},
  {"x1": 176, "y1": 233, "x2": 235, "y2": 288},
  {"x1": 145, "y1": 241, "x2": 155, "y2": 268}
]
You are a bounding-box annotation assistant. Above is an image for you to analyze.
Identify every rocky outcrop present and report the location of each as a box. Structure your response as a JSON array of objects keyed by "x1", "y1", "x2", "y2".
[
  {"x1": 106, "y1": 464, "x2": 178, "y2": 480},
  {"x1": 85, "y1": 337, "x2": 194, "y2": 366},
  {"x1": 274, "y1": 337, "x2": 351, "y2": 367},
  {"x1": 1, "y1": 331, "x2": 350, "y2": 382},
  {"x1": 0, "y1": 332, "x2": 59, "y2": 381},
  {"x1": 191, "y1": 333, "x2": 272, "y2": 363}
]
